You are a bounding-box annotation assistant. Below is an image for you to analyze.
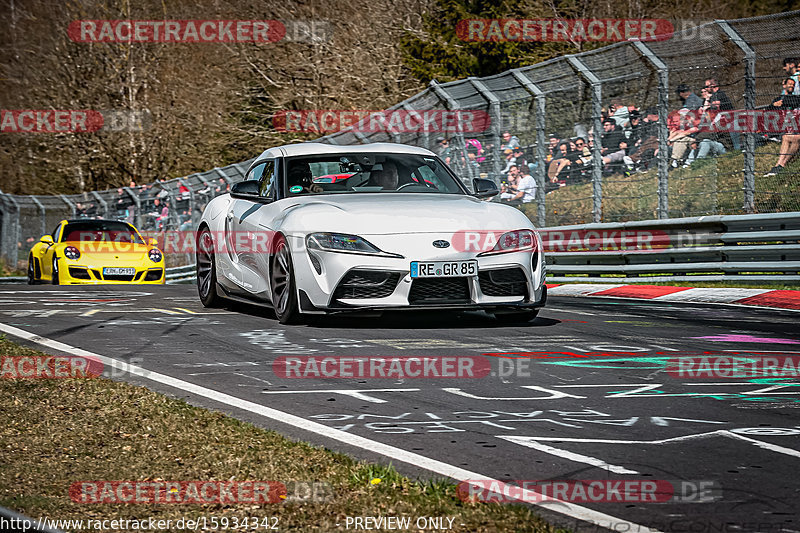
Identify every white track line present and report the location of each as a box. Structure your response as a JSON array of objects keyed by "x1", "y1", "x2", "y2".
[
  {"x1": 0, "y1": 322, "x2": 660, "y2": 533},
  {"x1": 497, "y1": 437, "x2": 640, "y2": 474}
]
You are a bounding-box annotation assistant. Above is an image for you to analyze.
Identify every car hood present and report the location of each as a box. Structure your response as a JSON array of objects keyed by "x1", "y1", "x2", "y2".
[
  {"x1": 66, "y1": 241, "x2": 153, "y2": 260},
  {"x1": 279, "y1": 193, "x2": 534, "y2": 235}
]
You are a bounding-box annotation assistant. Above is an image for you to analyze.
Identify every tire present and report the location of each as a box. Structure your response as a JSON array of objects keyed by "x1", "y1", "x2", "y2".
[
  {"x1": 51, "y1": 256, "x2": 60, "y2": 285},
  {"x1": 27, "y1": 256, "x2": 37, "y2": 285},
  {"x1": 493, "y1": 309, "x2": 539, "y2": 324},
  {"x1": 196, "y1": 228, "x2": 221, "y2": 307},
  {"x1": 271, "y1": 236, "x2": 301, "y2": 325}
]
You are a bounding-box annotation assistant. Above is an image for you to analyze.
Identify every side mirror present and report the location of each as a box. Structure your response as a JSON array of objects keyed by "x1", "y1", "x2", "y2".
[
  {"x1": 40, "y1": 235, "x2": 54, "y2": 245},
  {"x1": 148, "y1": 237, "x2": 159, "y2": 247},
  {"x1": 473, "y1": 178, "x2": 499, "y2": 199},
  {"x1": 230, "y1": 180, "x2": 262, "y2": 200}
]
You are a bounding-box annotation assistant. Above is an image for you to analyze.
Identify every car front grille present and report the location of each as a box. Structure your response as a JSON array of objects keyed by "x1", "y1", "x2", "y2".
[
  {"x1": 68, "y1": 266, "x2": 91, "y2": 280},
  {"x1": 144, "y1": 269, "x2": 163, "y2": 281},
  {"x1": 478, "y1": 268, "x2": 528, "y2": 297},
  {"x1": 332, "y1": 270, "x2": 401, "y2": 300},
  {"x1": 408, "y1": 277, "x2": 471, "y2": 304}
]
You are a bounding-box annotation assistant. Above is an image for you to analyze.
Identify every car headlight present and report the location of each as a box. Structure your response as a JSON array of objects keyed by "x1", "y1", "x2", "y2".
[
  {"x1": 64, "y1": 246, "x2": 81, "y2": 260},
  {"x1": 148, "y1": 248, "x2": 163, "y2": 262},
  {"x1": 306, "y1": 233, "x2": 402, "y2": 257},
  {"x1": 478, "y1": 229, "x2": 536, "y2": 256}
]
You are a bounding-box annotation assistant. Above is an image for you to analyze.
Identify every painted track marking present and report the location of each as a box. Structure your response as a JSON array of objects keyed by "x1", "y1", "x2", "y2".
[{"x1": 0, "y1": 321, "x2": 661, "y2": 533}]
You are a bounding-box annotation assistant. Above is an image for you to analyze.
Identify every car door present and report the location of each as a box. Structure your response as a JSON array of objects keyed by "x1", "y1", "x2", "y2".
[
  {"x1": 238, "y1": 159, "x2": 282, "y2": 300},
  {"x1": 37, "y1": 222, "x2": 63, "y2": 279}
]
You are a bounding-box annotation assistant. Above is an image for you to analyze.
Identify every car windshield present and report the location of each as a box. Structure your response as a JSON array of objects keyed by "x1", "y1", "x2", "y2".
[
  {"x1": 62, "y1": 221, "x2": 145, "y2": 244},
  {"x1": 285, "y1": 153, "x2": 466, "y2": 197}
]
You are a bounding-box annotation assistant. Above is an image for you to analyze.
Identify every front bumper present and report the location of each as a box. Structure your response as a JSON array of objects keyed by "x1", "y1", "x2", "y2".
[
  {"x1": 287, "y1": 233, "x2": 546, "y2": 314},
  {"x1": 60, "y1": 262, "x2": 165, "y2": 284}
]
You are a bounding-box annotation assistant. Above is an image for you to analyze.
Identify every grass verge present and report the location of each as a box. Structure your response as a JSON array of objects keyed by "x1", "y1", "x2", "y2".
[{"x1": 0, "y1": 337, "x2": 561, "y2": 532}]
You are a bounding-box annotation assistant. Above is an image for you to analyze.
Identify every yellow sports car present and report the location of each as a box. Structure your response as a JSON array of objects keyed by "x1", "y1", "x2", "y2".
[{"x1": 27, "y1": 219, "x2": 165, "y2": 285}]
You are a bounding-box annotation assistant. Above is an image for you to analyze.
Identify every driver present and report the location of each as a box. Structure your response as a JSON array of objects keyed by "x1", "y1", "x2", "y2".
[
  {"x1": 369, "y1": 162, "x2": 399, "y2": 190},
  {"x1": 287, "y1": 162, "x2": 323, "y2": 194}
]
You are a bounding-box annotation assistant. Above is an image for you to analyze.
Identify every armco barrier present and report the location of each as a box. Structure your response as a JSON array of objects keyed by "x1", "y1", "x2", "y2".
[
  {"x1": 3, "y1": 212, "x2": 798, "y2": 285},
  {"x1": 542, "y1": 212, "x2": 800, "y2": 283}
]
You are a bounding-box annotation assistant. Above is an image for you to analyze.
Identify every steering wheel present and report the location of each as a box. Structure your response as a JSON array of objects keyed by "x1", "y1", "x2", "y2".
[{"x1": 396, "y1": 182, "x2": 422, "y2": 191}]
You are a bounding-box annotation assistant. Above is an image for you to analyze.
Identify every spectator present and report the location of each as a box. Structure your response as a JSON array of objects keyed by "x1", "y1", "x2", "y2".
[
  {"x1": 676, "y1": 84, "x2": 703, "y2": 110},
  {"x1": 764, "y1": 76, "x2": 800, "y2": 177},
  {"x1": 115, "y1": 188, "x2": 134, "y2": 222},
  {"x1": 215, "y1": 178, "x2": 230, "y2": 196},
  {"x1": 547, "y1": 141, "x2": 572, "y2": 182},
  {"x1": 546, "y1": 135, "x2": 560, "y2": 162},
  {"x1": 571, "y1": 137, "x2": 592, "y2": 181},
  {"x1": 601, "y1": 118, "x2": 624, "y2": 155},
  {"x1": 435, "y1": 136, "x2": 452, "y2": 165},
  {"x1": 608, "y1": 99, "x2": 631, "y2": 130},
  {"x1": 512, "y1": 169, "x2": 538, "y2": 204},
  {"x1": 704, "y1": 78, "x2": 739, "y2": 150},
  {"x1": 466, "y1": 138, "x2": 485, "y2": 162},
  {"x1": 684, "y1": 108, "x2": 726, "y2": 167},
  {"x1": 668, "y1": 109, "x2": 699, "y2": 168},
  {"x1": 769, "y1": 78, "x2": 800, "y2": 109},
  {"x1": 500, "y1": 130, "x2": 520, "y2": 151},
  {"x1": 783, "y1": 57, "x2": 800, "y2": 95},
  {"x1": 500, "y1": 147, "x2": 517, "y2": 175},
  {"x1": 499, "y1": 165, "x2": 520, "y2": 202}
]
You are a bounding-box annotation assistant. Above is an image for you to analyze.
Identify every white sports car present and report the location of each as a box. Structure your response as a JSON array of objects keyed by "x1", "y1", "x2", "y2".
[{"x1": 196, "y1": 143, "x2": 546, "y2": 324}]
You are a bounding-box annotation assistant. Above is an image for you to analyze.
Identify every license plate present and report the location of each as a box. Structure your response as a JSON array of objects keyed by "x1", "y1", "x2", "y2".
[
  {"x1": 410, "y1": 260, "x2": 477, "y2": 278},
  {"x1": 103, "y1": 267, "x2": 135, "y2": 276}
]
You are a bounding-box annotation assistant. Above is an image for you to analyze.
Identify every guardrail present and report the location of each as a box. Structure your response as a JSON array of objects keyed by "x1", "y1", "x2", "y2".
[
  {"x1": 3, "y1": 212, "x2": 798, "y2": 285},
  {"x1": 542, "y1": 211, "x2": 800, "y2": 283}
]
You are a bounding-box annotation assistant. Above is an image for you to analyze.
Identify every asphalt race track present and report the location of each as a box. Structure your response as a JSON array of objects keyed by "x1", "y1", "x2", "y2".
[{"x1": 2, "y1": 284, "x2": 799, "y2": 532}]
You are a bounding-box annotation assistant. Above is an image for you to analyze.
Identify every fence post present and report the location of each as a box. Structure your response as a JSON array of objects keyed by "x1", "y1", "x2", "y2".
[
  {"x1": 631, "y1": 40, "x2": 670, "y2": 219},
  {"x1": 90, "y1": 191, "x2": 109, "y2": 219},
  {"x1": 429, "y1": 80, "x2": 477, "y2": 187},
  {"x1": 59, "y1": 195, "x2": 76, "y2": 218},
  {"x1": 0, "y1": 193, "x2": 21, "y2": 267},
  {"x1": 567, "y1": 56, "x2": 603, "y2": 223},
  {"x1": 29, "y1": 196, "x2": 47, "y2": 237},
  {"x1": 716, "y1": 20, "x2": 756, "y2": 214},
  {"x1": 401, "y1": 101, "x2": 429, "y2": 151},
  {"x1": 468, "y1": 77, "x2": 503, "y2": 178},
  {"x1": 511, "y1": 69, "x2": 547, "y2": 227}
]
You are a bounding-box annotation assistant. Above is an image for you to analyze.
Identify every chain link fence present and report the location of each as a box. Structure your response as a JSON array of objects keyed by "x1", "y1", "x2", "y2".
[{"x1": 1, "y1": 11, "x2": 798, "y2": 270}]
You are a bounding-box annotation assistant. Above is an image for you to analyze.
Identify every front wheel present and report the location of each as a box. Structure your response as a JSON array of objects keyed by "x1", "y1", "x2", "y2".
[
  {"x1": 27, "y1": 256, "x2": 37, "y2": 285},
  {"x1": 271, "y1": 236, "x2": 300, "y2": 325},
  {"x1": 197, "y1": 228, "x2": 221, "y2": 307},
  {"x1": 51, "y1": 256, "x2": 60, "y2": 285}
]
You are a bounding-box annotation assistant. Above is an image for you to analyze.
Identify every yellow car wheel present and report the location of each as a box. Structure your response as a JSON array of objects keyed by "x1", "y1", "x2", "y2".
[{"x1": 51, "y1": 256, "x2": 60, "y2": 285}]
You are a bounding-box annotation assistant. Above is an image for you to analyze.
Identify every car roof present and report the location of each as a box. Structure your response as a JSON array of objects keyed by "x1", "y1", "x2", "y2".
[
  {"x1": 253, "y1": 142, "x2": 436, "y2": 161},
  {"x1": 65, "y1": 219, "x2": 134, "y2": 225}
]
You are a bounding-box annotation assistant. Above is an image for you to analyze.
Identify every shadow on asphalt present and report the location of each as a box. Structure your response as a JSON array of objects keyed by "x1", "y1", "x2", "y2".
[{"x1": 221, "y1": 300, "x2": 560, "y2": 330}]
